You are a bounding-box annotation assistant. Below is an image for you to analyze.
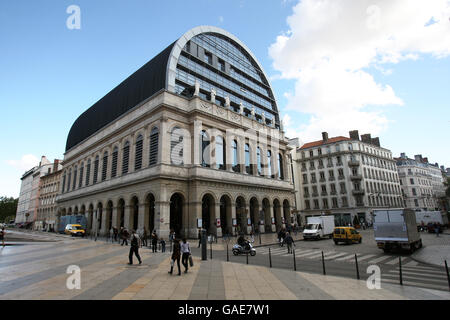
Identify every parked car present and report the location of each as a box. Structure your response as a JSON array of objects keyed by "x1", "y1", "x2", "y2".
[
  {"x1": 332, "y1": 227, "x2": 362, "y2": 245},
  {"x1": 64, "y1": 224, "x2": 85, "y2": 237}
]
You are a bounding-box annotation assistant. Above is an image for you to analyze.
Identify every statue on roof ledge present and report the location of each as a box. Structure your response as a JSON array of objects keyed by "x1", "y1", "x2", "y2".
[
  {"x1": 225, "y1": 96, "x2": 230, "y2": 108},
  {"x1": 194, "y1": 80, "x2": 200, "y2": 97},
  {"x1": 210, "y1": 88, "x2": 216, "y2": 103},
  {"x1": 239, "y1": 102, "x2": 244, "y2": 115}
]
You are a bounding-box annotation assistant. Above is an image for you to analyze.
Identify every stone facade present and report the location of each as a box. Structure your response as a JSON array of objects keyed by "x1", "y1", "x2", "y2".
[
  {"x1": 292, "y1": 130, "x2": 402, "y2": 226},
  {"x1": 56, "y1": 92, "x2": 295, "y2": 239}
]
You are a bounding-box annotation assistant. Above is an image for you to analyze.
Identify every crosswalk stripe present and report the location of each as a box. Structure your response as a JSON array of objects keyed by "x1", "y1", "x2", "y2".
[
  {"x1": 387, "y1": 270, "x2": 448, "y2": 280},
  {"x1": 385, "y1": 256, "x2": 407, "y2": 265},
  {"x1": 381, "y1": 277, "x2": 450, "y2": 292},
  {"x1": 303, "y1": 252, "x2": 325, "y2": 259},
  {"x1": 395, "y1": 267, "x2": 447, "y2": 276},
  {"x1": 354, "y1": 254, "x2": 377, "y2": 262},
  {"x1": 335, "y1": 254, "x2": 358, "y2": 261},
  {"x1": 402, "y1": 265, "x2": 445, "y2": 272},
  {"x1": 324, "y1": 252, "x2": 348, "y2": 260},
  {"x1": 367, "y1": 255, "x2": 393, "y2": 264},
  {"x1": 402, "y1": 260, "x2": 419, "y2": 267},
  {"x1": 294, "y1": 250, "x2": 321, "y2": 258},
  {"x1": 384, "y1": 272, "x2": 448, "y2": 284}
]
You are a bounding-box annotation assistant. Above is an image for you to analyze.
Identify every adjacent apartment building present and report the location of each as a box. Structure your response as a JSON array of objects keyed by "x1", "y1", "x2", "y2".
[
  {"x1": 396, "y1": 153, "x2": 446, "y2": 211},
  {"x1": 15, "y1": 156, "x2": 62, "y2": 228},
  {"x1": 292, "y1": 130, "x2": 403, "y2": 226}
]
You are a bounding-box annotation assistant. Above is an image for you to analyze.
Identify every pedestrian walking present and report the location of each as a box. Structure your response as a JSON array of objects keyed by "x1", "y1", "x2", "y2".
[
  {"x1": 168, "y1": 239, "x2": 181, "y2": 276},
  {"x1": 109, "y1": 227, "x2": 114, "y2": 242},
  {"x1": 113, "y1": 227, "x2": 118, "y2": 242},
  {"x1": 121, "y1": 228, "x2": 129, "y2": 246},
  {"x1": 197, "y1": 228, "x2": 202, "y2": 248},
  {"x1": 128, "y1": 230, "x2": 142, "y2": 265},
  {"x1": 151, "y1": 230, "x2": 158, "y2": 252},
  {"x1": 284, "y1": 232, "x2": 295, "y2": 254},
  {"x1": 1, "y1": 227, "x2": 5, "y2": 248},
  {"x1": 181, "y1": 238, "x2": 191, "y2": 273},
  {"x1": 160, "y1": 238, "x2": 166, "y2": 252},
  {"x1": 142, "y1": 227, "x2": 148, "y2": 247}
]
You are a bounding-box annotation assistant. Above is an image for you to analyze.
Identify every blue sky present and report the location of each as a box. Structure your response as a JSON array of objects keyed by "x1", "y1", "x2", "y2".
[{"x1": 1, "y1": 0, "x2": 449, "y2": 198}]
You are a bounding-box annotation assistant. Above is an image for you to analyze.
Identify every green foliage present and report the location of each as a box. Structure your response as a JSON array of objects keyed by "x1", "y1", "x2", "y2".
[{"x1": 0, "y1": 196, "x2": 18, "y2": 223}]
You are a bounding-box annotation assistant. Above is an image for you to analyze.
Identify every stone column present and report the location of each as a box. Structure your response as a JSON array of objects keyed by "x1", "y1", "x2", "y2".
[
  {"x1": 100, "y1": 208, "x2": 107, "y2": 236},
  {"x1": 112, "y1": 206, "x2": 118, "y2": 229},
  {"x1": 137, "y1": 203, "x2": 146, "y2": 231},
  {"x1": 129, "y1": 135, "x2": 136, "y2": 173},
  {"x1": 154, "y1": 201, "x2": 170, "y2": 239},
  {"x1": 231, "y1": 202, "x2": 237, "y2": 236},
  {"x1": 245, "y1": 203, "x2": 252, "y2": 234},
  {"x1": 159, "y1": 119, "x2": 169, "y2": 165},
  {"x1": 124, "y1": 205, "x2": 131, "y2": 230},
  {"x1": 188, "y1": 201, "x2": 202, "y2": 239},
  {"x1": 269, "y1": 204, "x2": 276, "y2": 232},
  {"x1": 213, "y1": 203, "x2": 222, "y2": 238},
  {"x1": 142, "y1": 127, "x2": 150, "y2": 168}
]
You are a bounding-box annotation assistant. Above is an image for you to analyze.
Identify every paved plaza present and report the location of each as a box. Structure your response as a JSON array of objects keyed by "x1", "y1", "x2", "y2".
[{"x1": 0, "y1": 230, "x2": 449, "y2": 300}]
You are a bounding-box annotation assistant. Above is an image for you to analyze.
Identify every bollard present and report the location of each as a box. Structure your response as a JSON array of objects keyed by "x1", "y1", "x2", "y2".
[
  {"x1": 322, "y1": 251, "x2": 326, "y2": 275},
  {"x1": 355, "y1": 254, "x2": 360, "y2": 280},
  {"x1": 246, "y1": 252, "x2": 249, "y2": 265},
  {"x1": 445, "y1": 260, "x2": 450, "y2": 291},
  {"x1": 269, "y1": 247, "x2": 272, "y2": 268},
  {"x1": 259, "y1": 233, "x2": 261, "y2": 245},
  {"x1": 399, "y1": 257, "x2": 403, "y2": 285},
  {"x1": 210, "y1": 241, "x2": 212, "y2": 260},
  {"x1": 293, "y1": 248, "x2": 297, "y2": 271},
  {"x1": 227, "y1": 243, "x2": 229, "y2": 262}
]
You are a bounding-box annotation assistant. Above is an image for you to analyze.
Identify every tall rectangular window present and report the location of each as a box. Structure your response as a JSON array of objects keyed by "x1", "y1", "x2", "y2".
[
  {"x1": 102, "y1": 152, "x2": 108, "y2": 181},
  {"x1": 149, "y1": 127, "x2": 159, "y2": 165},
  {"x1": 86, "y1": 160, "x2": 91, "y2": 186},
  {"x1": 93, "y1": 156, "x2": 99, "y2": 184},
  {"x1": 135, "y1": 136, "x2": 143, "y2": 171},
  {"x1": 111, "y1": 148, "x2": 118, "y2": 178},
  {"x1": 122, "y1": 142, "x2": 130, "y2": 174}
]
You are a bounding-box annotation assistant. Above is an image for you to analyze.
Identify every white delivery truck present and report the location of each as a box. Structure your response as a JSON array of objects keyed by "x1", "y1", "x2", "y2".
[
  {"x1": 373, "y1": 208, "x2": 422, "y2": 253},
  {"x1": 415, "y1": 210, "x2": 444, "y2": 227},
  {"x1": 303, "y1": 215, "x2": 335, "y2": 240}
]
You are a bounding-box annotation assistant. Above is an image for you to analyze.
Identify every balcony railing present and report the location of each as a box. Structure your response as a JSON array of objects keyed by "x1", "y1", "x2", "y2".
[
  {"x1": 350, "y1": 174, "x2": 362, "y2": 180},
  {"x1": 352, "y1": 189, "x2": 365, "y2": 195},
  {"x1": 348, "y1": 160, "x2": 360, "y2": 166}
]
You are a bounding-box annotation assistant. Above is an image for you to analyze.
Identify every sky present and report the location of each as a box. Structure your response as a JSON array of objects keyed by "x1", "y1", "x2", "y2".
[{"x1": 1, "y1": 0, "x2": 449, "y2": 198}]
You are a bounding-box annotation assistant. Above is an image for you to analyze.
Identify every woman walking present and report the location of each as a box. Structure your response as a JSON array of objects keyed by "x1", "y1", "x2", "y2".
[
  {"x1": 181, "y1": 238, "x2": 191, "y2": 273},
  {"x1": 168, "y1": 239, "x2": 181, "y2": 276}
]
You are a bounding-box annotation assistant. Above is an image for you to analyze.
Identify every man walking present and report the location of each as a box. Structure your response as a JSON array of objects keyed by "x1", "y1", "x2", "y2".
[
  {"x1": 284, "y1": 232, "x2": 294, "y2": 254},
  {"x1": 128, "y1": 230, "x2": 142, "y2": 265},
  {"x1": 197, "y1": 228, "x2": 202, "y2": 248},
  {"x1": 151, "y1": 231, "x2": 158, "y2": 252},
  {"x1": 168, "y1": 239, "x2": 181, "y2": 276},
  {"x1": 181, "y1": 238, "x2": 191, "y2": 273},
  {"x1": 121, "y1": 228, "x2": 129, "y2": 246},
  {"x1": 142, "y1": 227, "x2": 148, "y2": 247}
]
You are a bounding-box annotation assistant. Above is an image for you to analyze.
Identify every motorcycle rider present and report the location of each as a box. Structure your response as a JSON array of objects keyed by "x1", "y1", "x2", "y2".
[{"x1": 237, "y1": 235, "x2": 250, "y2": 251}]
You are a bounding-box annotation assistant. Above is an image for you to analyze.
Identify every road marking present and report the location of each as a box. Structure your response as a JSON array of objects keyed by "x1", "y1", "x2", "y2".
[
  {"x1": 335, "y1": 254, "x2": 358, "y2": 261},
  {"x1": 396, "y1": 267, "x2": 447, "y2": 276},
  {"x1": 323, "y1": 252, "x2": 348, "y2": 260},
  {"x1": 381, "y1": 277, "x2": 450, "y2": 292},
  {"x1": 402, "y1": 260, "x2": 419, "y2": 267},
  {"x1": 384, "y1": 272, "x2": 448, "y2": 284},
  {"x1": 294, "y1": 250, "x2": 321, "y2": 258},
  {"x1": 354, "y1": 254, "x2": 377, "y2": 262},
  {"x1": 367, "y1": 255, "x2": 393, "y2": 264},
  {"x1": 387, "y1": 270, "x2": 448, "y2": 280},
  {"x1": 385, "y1": 256, "x2": 407, "y2": 265}
]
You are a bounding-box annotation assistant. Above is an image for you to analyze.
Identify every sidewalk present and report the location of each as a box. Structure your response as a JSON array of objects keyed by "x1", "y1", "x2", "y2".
[{"x1": 412, "y1": 245, "x2": 450, "y2": 267}]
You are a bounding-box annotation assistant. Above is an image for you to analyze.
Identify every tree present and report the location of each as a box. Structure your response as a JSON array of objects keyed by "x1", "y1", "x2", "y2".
[{"x1": 0, "y1": 197, "x2": 18, "y2": 223}]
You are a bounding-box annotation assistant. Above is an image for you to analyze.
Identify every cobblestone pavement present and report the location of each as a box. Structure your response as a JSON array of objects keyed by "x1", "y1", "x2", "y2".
[{"x1": 0, "y1": 231, "x2": 449, "y2": 300}]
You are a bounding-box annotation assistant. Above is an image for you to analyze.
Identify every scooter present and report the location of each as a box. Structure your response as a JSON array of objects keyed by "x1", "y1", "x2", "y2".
[{"x1": 232, "y1": 242, "x2": 256, "y2": 256}]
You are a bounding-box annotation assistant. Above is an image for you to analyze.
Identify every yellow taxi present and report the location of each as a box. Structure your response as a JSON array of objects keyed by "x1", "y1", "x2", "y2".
[
  {"x1": 332, "y1": 227, "x2": 362, "y2": 245},
  {"x1": 64, "y1": 224, "x2": 85, "y2": 237}
]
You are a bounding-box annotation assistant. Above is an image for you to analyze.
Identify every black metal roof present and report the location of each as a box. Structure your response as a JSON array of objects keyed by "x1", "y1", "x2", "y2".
[{"x1": 65, "y1": 42, "x2": 175, "y2": 152}]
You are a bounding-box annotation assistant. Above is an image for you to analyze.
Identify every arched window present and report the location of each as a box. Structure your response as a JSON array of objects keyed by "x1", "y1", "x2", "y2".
[
  {"x1": 245, "y1": 143, "x2": 252, "y2": 174},
  {"x1": 171, "y1": 127, "x2": 184, "y2": 165},
  {"x1": 257, "y1": 147, "x2": 262, "y2": 175},
  {"x1": 278, "y1": 153, "x2": 284, "y2": 180},
  {"x1": 267, "y1": 150, "x2": 272, "y2": 178},
  {"x1": 216, "y1": 135, "x2": 225, "y2": 170},
  {"x1": 79, "y1": 163, "x2": 84, "y2": 188},
  {"x1": 62, "y1": 172, "x2": 66, "y2": 193},
  {"x1": 232, "y1": 140, "x2": 239, "y2": 172},
  {"x1": 135, "y1": 135, "x2": 143, "y2": 171},
  {"x1": 86, "y1": 159, "x2": 91, "y2": 186},
  {"x1": 73, "y1": 165, "x2": 78, "y2": 190},
  {"x1": 111, "y1": 147, "x2": 118, "y2": 178},
  {"x1": 122, "y1": 141, "x2": 130, "y2": 174},
  {"x1": 67, "y1": 169, "x2": 72, "y2": 191},
  {"x1": 102, "y1": 151, "x2": 108, "y2": 181},
  {"x1": 149, "y1": 127, "x2": 159, "y2": 165},
  {"x1": 93, "y1": 155, "x2": 99, "y2": 184},
  {"x1": 201, "y1": 130, "x2": 210, "y2": 167}
]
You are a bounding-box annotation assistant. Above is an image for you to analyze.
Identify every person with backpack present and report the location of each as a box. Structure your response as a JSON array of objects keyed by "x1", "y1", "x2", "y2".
[
  {"x1": 284, "y1": 232, "x2": 295, "y2": 254},
  {"x1": 121, "y1": 228, "x2": 129, "y2": 246},
  {"x1": 128, "y1": 230, "x2": 142, "y2": 265}
]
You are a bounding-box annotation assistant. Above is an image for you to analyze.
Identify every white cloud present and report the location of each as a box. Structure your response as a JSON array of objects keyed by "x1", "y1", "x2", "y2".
[
  {"x1": 270, "y1": 0, "x2": 450, "y2": 141},
  {"x1": 6, "y1": 154, "x2": 40, "y2": 172},
  {"x1": 219, "y1": 16, "x2": 224, "y2": 23}
]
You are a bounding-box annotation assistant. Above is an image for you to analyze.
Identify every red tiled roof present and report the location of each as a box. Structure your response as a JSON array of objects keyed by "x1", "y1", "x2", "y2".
[{"x1": 300, "y1": 136, "x2": 351, "y2": 149}]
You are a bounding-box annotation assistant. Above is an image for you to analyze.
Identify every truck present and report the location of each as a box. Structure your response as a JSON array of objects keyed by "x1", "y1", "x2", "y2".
[
  {"x1": 415, "y1": 210, "x2": 446, "y2": 232},
  {"x1": 373, "y1": 208, "x2": 422, "y2": 253},
  {"x1": 303, "y1": 215, "x2": 335, "y2": 240}
]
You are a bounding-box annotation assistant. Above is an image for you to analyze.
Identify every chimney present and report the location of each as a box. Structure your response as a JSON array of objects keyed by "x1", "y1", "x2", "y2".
[
  {"x1": 371, "y1": 137, "x2": 380, "y2": 147},
  {"x1": 361, "y1": 134, "x2": 372, "y2": 144},
  {"x1": 349, "y1": 130, "x2": 360, "y2": 141},
  {"x1": 53, "y1": 159, "x2": 60, "y2": 173},
  {"x1": 414, "y1": 154, "x2": 423, "y2": 163},
  {"x1": 423, "y1": 157, "x2": 428, "y2": 163},
  {"x1": 322, "y1": 132, "x2": 328, "y2": 142},
  {"x1": 400, "y1": 152, "x2": 406, "y2": 159}
]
